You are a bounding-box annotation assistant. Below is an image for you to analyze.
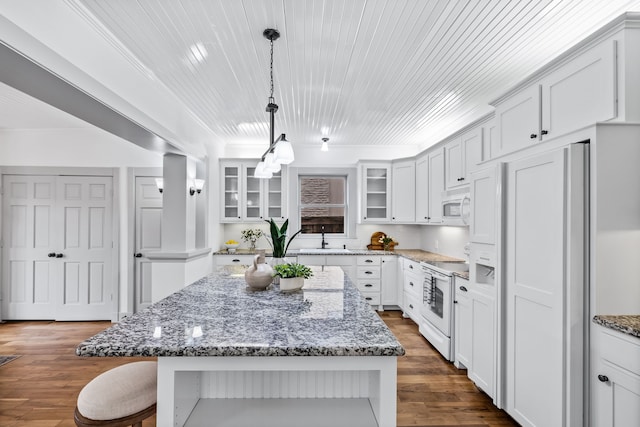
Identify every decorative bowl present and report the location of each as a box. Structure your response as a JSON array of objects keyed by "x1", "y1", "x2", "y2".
[{"x1": 225, "y1": 243, "x2": 239, "y2": 253}]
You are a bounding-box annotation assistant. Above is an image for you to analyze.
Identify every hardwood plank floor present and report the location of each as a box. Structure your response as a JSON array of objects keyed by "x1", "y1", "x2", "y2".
[{"x1": 0, "y1": 312, "x2": 517, "y2": 426}]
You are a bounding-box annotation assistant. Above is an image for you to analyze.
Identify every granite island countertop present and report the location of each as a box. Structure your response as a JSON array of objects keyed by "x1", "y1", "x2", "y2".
[
  {"x1": 76, "y1": 266, "x2": 405, "y2": 357},
  {"x1": 593, "y1": 315, "x2": 640, "y2": 338}
]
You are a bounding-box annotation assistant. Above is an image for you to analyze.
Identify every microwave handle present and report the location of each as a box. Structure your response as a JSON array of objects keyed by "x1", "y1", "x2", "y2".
[{"x1": 460, "y1": 195, "x2": 471, "y2": 225}]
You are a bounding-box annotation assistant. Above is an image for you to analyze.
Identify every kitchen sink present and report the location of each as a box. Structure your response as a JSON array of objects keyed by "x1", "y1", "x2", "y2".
[{"x1": 297, "y1": 248, "x2": 352, "y2": 254}]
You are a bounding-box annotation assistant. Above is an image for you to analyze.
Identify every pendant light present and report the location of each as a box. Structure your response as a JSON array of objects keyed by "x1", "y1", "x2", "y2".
[{"x1": 255, "y1": 28, "x2": 294, "y2": 178}]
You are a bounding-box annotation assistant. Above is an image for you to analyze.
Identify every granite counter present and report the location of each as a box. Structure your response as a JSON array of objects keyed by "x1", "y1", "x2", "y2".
[
  {"x1": 593, "y1": 315, "x2": 640, "y2": 338},
  {"x1": 77, "y1": 266, "x2": 403, "y2": 427}
]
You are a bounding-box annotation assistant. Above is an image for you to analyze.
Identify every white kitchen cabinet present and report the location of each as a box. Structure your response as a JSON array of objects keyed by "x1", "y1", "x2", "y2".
[
  {"x1": 402, "y1": 258, "x2": 422, "y2": 323},
  {"x1": 220, "y1": 160, "x2": 287, "y2": 222},
  {"x1": 380, "y1": 256, "x2": 399, "y2": 307},
  {"x1": 445, "y1": 127, "x2": 483, "y2": 190},
  {"x1": 213, "y1": 254, "x2": 255, "y2": 267},
  {"x1": 415, "y1": 153, "x2": 430, "y2": 223},
  {"x1": 493, "y1": 39, "x2": 616, "y2": 157},
  {"x1": 359, "y1": 162, "x2": 391, "y2": 223},
  {"x1": 468, "y1": 288, "x2": 495, "y2": 398},
  {"x1": 391, "y1": 159, "x2": 416, "y2": 223},
  {"x1": 469, "y1": 164, "x2": 501, "y2": 245},
  {"x1": 484, "y1": 117, "x2": 498, "y2": 162},
  {"x1": 297, "y1": 255, "x2": 356, "y2": 281},
  {"x1": 592, "y1": 324, "x2": 640, "y2": 427},
  {"x1": 427, "y1": 148, "x2": 445, "y2": 224},
  {"x1": 454, "y1": 276, "x2": 472, "y2": 370}
]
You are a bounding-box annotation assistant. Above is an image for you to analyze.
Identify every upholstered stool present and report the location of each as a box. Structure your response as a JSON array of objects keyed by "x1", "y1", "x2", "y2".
[{"x1": 74, "y1": 361, "x2": 157, "y2": 427}]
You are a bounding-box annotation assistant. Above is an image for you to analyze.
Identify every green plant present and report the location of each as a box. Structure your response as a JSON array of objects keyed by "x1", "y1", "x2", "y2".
[
  {"x1": 273, "y1": 263, "x2": 313, "y2": 279},
  {"x1": 241, "y1": 228, "x2": 264, "y2": 245},
  {"x1": 265, "y1": 218, "x2": 302, "y2": 258}
]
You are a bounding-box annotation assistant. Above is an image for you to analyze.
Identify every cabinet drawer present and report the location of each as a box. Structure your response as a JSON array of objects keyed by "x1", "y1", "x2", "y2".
[
  {"x1": 357, "y1": 266, "x2": 380, "y2": 279},
  {"x1": 361, "y1": 292, "x2": 380, "y2": 306},
  {"x1": 357, "y1": 279, "x2": 381, "y2": 293},
  {"x1": 326, "y1": 255, "x2": 356, "y2": 267},
  {"x1": 404, "y1": 292, "x2": 421, "y2": 322},
  {"x1": 215, "y1": 255, "x2": 254, "y2": 265},
  {"x1": 403, "y1": 258, "x2": 420, "y2": 272},
  {"x1": 404, "y1": 270, "x2": 423, "y2": 298},
  {"x1": 357, "y1": 256, "x2": 381, "y2": 266},
  {"x1": 600, "y1": 328, "x2": 640, "y2": 375}
]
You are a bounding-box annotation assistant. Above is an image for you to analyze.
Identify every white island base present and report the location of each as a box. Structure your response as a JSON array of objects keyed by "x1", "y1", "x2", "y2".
[{"x1": 157, "y1": 355, "x2": 398, "y2": 427}]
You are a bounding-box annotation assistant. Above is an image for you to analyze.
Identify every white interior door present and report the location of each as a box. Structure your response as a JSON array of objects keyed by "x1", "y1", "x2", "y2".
[
  {"x1": 505, "y1": 148, "x2": 567, "y2": 427},
  {"x1": 2, "y1": 174, "x2": 113, "y2": 320},
  {"x1": 2, "y1": 175, "x2": 57, "y2": 319},
  {"x1": 134, "y1": 176, "x2": 163, "y2": 312},
  {"x1": 55, "y1": 176, "x2": 113, "y2": 320}
]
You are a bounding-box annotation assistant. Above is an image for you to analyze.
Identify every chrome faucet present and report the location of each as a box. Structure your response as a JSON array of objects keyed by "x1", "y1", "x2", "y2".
[{"x1": 321, "y1": 226, "x2": 328, "y2": 249}]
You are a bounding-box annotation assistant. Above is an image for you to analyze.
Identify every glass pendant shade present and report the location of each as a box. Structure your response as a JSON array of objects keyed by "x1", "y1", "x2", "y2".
[
  {"x1": 254, "y1": 161, "x2": 273, "y2": 178},
  {"x1": 321, "y1": 141, "x2": 329, "y2": 151},
  {"x1": 264, "y1": 152, "x2": 281, "y2": 172},
  {"x1": 273, "y1": 138, "x2": 295, "y2": 164}
]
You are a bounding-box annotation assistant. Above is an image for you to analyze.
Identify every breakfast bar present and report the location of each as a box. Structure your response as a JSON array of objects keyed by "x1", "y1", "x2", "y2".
[{"x1": 76, "y1": 266, "x2": 405, "y2": 427}]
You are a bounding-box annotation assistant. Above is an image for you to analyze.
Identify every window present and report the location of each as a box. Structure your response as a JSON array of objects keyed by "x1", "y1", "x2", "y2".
[{"x1": 299, "y1": 175, "x2": 347, "y2": 234}]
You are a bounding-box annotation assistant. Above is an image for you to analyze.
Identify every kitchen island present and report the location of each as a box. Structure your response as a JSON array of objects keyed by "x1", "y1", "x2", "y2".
[{"x1": 77, "y1": 266, "x2": 405, "y2": 427}]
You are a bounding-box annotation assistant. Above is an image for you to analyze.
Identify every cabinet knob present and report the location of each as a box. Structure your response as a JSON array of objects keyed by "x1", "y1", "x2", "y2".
[
  {"x1": 409, "y1": 265, "x2": 413, "y2": 269},
  {"x1": 459, "y1": 285, "x2": 468, "y2": 292},
  {"x1": 530, "y1": 133, "x2": 538, "y2": 139},
  {"x1": 541, "y1": 130, "x2": 548, "y2": 135},
  {"x1": 392, "y1": 217, "x2": 395, "y2": 220},
  {"x1": 454, "y1": 300, "x2": 458, "y2": 304},
  {"x1": 409, "y1": 281, "x2": 414, "y2": 286},
  {"x1": 409, "y1": 304, "x2": 414, "y2": 309},
  {"x1": 48, "y1": 252, "x2": 56, "y2": 258},
  {"x1": 597, "y1": 374, "x2": 609, "y2": 383},
  {"x1": 55, "y1": 253, "x2": 64, "y2": 258},
  {"x1": 134, "y1": 253, "x2": 142, "y2": 258},
  {"x1": 457, "y1": 177, "x2": 465, "y2": 182},
  {"x1": 427, "y1": 217, "x2": 431, "y2": 220}
]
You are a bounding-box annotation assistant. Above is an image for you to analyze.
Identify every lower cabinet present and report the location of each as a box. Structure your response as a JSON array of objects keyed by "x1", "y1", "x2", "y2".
[
  {"x1": 381, "y1": 256, "x2": 399, "y2": 307},
  {"x1": 592, "y1": 324, "x2": 640, "y2": 427},
  {"x1": 454, "y1": 275, "x2": 496, "y2": 400},
  {"x1": 402, "y1": 258, "x2": 423, "y2": 323}
]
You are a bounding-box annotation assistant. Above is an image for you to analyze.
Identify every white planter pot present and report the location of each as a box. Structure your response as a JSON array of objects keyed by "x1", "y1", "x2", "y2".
[{"x1": 279, "y1": 277, "x2": 304, "y2": 292}]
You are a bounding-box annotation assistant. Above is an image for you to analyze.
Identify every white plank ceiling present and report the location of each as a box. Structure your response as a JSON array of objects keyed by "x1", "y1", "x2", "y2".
[{"x1": 3, "y1": 0, "x2": 640, "y2": 152}]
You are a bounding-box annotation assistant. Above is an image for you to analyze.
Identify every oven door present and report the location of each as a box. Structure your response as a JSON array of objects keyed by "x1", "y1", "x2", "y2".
[{"x1": 421, "y1": 269, "x2": 452, "y2": 336}]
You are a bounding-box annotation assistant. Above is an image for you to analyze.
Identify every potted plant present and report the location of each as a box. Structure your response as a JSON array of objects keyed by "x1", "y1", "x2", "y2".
[
  {"x1": 272, "y1": 262, "x2": 313, "y2": 291},
  {"x1": 241, "y1": 228, "x2": 264, "y2": 251},
  {"x1": 264, "y1": 218, "x2": 302, "y2": 258}
]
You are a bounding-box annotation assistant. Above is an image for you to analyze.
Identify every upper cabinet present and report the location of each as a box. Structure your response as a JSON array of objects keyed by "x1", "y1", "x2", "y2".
[
  {"x1": 359, "y1": 162, "x2": 391, "y2": 223},
  {"x1": 220, "y1": 160, "x2": 287, "y2": 223},
  {"x1": 427, "y1": 148, "x2": 445, "y2": 224},
  {"x1": 469, "y1": 164, "x2": 501, "y2": 244},
  {"x1": 415, "y1": 153, "x2": 429, "y2": 224},
  {"x1": 391, "y1": 159, "x2": 416, "y2": 223},
  {"x1": 494, "y1": 39, "x2": 617, "y2": 157},
  {"x1": 445, "y1": 127, "x2": 483, "y2": 190}
]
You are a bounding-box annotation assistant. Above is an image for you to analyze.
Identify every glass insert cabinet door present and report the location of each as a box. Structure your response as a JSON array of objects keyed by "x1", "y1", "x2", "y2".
[
  {"x1": 224, "y1": 166, "x2": 240, "y2": 220},
  {"x1": 365, "y1": 167, "x2": 388, "y2": 220},
  {"x1": 244, "y1": 167, "x2": 263, "y2": 219},
  {"x1": 266, "y1": 171, "x2": 283, "y2": 219}
]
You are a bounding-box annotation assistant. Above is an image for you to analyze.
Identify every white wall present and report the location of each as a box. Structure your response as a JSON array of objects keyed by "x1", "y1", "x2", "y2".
[{"x1": 420, "y1": 225, "x2": 470, "y2": 260}]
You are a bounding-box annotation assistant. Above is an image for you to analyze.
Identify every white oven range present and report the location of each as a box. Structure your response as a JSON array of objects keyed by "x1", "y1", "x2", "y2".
[{"x1": 419, "y1": 261, "x2": 466, "y2": 361}]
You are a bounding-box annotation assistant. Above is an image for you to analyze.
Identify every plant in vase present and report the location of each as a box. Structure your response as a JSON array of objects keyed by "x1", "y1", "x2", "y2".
[
  {"x1": 265, "y1": 218, "x2": 302, "y2": 283},
  {"x1": 241, "y1": 228, "x2": 264, "y2": 251},
  {"x1": 378, "y1": 234, "x2": 396, "y2": 251},
  {"x1": 272, "y1": 262, "x2": 313, "y2": 291}
]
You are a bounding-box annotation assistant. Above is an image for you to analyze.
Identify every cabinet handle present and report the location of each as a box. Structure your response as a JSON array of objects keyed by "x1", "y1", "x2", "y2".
[
  {"x1": 530, "y1": 133, "x2": 537, "y2": 139},
  {"x1": 134, "y1": 253, "x2": 142, "y2": 258},
  {"x1": 409, "y1": 304, "x2": 414, "y2": 309},
  {"x1": 232, "y1": 259, "x2": 240, "y2": 263},
  {"x1": 409, "y1": 265, "x2": 413, "y2": 269},
  {"x1": 427, "y1": 216, "x2": 431, "y2": 220},
  {"x1": 541, "y1": 130, "x2": 548, "y2": 135},
  {"x1": 55, "y1": 253, "x2": 64, "y2": 258},
  {"x1": 459, "y1": 286, "x2": 468, "y2": 292},
  {"x1": 365, "y1": 284, "x2": 373, "y2": 287},
  {"x1": 454, "y1": 300, "x2": 458, "y2": 304},
  {"x1": 48, "y1": 252, "x2": 56, "y2": 258},
  {"x1": 365, "y1": 259, "x2": 373, "y2": 263},
  {"x1": 409, "y1": 281, "x2": 414, "y2": 287},
  {"x1": 457, "y1": 177, "x2": 465, "y2": 182},
  {"x1": 365, "y1": 271, "x2": 373, "y2": 275},
  {"x1": 365, "y1": 297, "x2": 372, "y2": 301},
  {"x1": 597, "y1": 374, "x2": 609, "y2": 383}
]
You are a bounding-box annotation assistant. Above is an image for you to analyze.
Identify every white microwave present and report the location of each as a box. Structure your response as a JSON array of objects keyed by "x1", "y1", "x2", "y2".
[{"x1": 442, "y1": 191, "x2": 470, "y2": 225}]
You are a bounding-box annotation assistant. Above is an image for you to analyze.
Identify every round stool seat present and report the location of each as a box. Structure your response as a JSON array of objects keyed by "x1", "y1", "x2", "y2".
[{"x1": 76, "y1": 361, "x2": 157, "y2": 422}]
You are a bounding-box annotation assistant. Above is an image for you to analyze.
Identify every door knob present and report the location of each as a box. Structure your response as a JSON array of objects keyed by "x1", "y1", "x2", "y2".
[
  {"x1": 55, "y1": 253, "x2": 64, "y2": 258},
  {"x1": 134, "y1": 253, "x2": 143, "y2": 258},
  {"x1": 48, "y1": 252, "x2": 56, "y2": 258}
]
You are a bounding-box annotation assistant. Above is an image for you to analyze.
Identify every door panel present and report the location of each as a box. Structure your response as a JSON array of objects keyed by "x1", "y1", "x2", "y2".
[
  {"x1": 56, "y1": 176, "x2": 113, "y2": 320},
  {"x1": 135, "y1": 177, "x2": 163, "y2": 312},
  {"x1": 2, "y1": 175, "x2": 57, "y2": 319},
  {"x1": 506, "y1": 149, "x2": 566, "y2": 426}
]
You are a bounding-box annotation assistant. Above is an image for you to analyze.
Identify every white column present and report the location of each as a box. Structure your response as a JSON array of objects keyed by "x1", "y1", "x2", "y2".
[{"x1": 161, "y1": 153, "x2": 196, "y2": 251}]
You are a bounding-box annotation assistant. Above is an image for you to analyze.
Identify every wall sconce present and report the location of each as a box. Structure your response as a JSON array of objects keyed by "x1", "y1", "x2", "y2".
[
  {"x1": 155, "y1": 178, "x2": 164, "y2": 193},
  {"x1": 190, "y1": 178, "x2": 205, "y2": 196}
]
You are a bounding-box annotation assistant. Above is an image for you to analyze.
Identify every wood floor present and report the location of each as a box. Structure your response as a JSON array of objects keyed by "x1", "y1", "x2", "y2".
[{"x1": 0, "y1": 311, "x2": 517, "y2": 426}]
